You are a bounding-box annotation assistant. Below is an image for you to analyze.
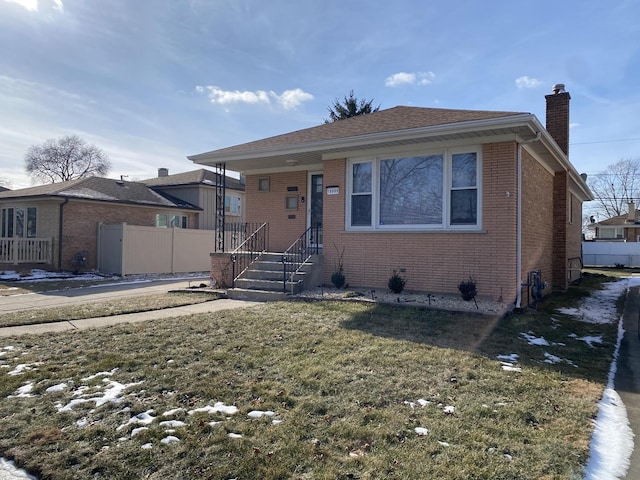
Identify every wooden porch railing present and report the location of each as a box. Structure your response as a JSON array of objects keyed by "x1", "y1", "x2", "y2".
[{"x1": 0, "y1": 238, "x2": 53, "y2": 264}]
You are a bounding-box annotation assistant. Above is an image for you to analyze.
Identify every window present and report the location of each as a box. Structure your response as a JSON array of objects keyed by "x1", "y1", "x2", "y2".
[
  {"x1": 225, "y1": 195, "x2": 241, "y2": 216},
  {"x1": 347, "y1": 149, "x2": 481, "y2": 230},
  {"x1": 258, "y1": 177, "x2": 270, "y2": 192},
  {"x1": 351, "y1": 162, "x2": 372, "y2": 226},
  {"x1": 155, "y1": 214, "x2": 187, "y2": 228},
  {"x1": 599, "y1": 227, "x2": 624, "y2": 239},
  {"x1": 1, "y1": 207, "x2": 37, "y2": 238},
  {"x1": 285, "y1": 196, "x2": 298, "y2": 210}
]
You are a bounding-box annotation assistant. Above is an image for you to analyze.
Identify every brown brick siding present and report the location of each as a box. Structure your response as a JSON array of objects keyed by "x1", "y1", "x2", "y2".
[
  {"x1": 321, "y1": 143, "x2": 519, "y2": 301},
  {"x1": 244, "y1": 171, "x2": 308, "y2": 251},
  {"x1": 232, "y1": 140, "x2": 582, "y2": 302},
  {"x1": 61, "y1": 200, "x2": 198, "y2": 271},
  {"x1": 520, "y1": 151, "x2": 554, "y2": 294}
]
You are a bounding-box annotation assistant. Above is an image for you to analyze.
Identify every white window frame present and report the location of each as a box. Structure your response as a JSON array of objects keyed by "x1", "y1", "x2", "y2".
[
  {"x1": 346, "y1": 147, "x2": 482, "y2": 231},
  {"x1": 225, "y1": 195, "x2": 241, "y2": 216},
  {"x1": 1, "y1": 206, "x2": 38, "y2": 238},
  {"x1": 155, "y1": 213, "x2": 188, "y2": 228}
]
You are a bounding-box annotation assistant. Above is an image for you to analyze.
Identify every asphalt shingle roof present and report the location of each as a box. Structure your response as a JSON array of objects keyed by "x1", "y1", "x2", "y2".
[
  {"x1": 194, "y1": 105, "x2": 525, "y2": 156},
  {"x1": 142, "y1": 169, "x2": 245, "y2": 191},
  {"x1": 0, "y1": 176, "x2": 200, "y2": 210}
]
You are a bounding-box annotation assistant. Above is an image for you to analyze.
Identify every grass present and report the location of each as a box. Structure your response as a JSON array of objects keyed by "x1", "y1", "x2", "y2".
[
  {"x1": 0, "y1": 273, "x2": 621, "y2": 479},
  {"x1": 0, "y1": 293, "x2": 218, "y2": 328}
]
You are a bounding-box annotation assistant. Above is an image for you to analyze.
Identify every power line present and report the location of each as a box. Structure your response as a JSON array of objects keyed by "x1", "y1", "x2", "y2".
[{"x1": 571, "y1": 137, "x2": 640, "y2": 146}]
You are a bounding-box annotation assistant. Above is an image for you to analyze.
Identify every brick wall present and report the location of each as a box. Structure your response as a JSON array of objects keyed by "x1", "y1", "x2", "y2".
[
  {"x1": 545, "y1": 91, "x2": 570, "y2": 156},
  {"x1": 61, "y1": 200, "x2": 198, "y2": 271},
  {"x1": 322, "y1": 142, "x2": 519, "y2": 301},
  {"x1": 245, "y1": 171, "x2": 308, "y2": 251},
  {"x1": 552, "y1": 171, "x2": 569, "y2": 291},
  {"x1": 520, "y1": 150, "x2": 554, "y2": 293}
]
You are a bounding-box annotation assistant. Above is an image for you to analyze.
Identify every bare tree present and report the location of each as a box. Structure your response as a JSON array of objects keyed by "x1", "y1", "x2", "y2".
[
  {"x1": 24, "y1": 135, "x2": 111, "y2": 183},
  {"x1": 324, "y1": 90, "x2": 379, "y2": 123},
  {"x1": 588, "y1": 158, "x2": 640, "y2": 219}
]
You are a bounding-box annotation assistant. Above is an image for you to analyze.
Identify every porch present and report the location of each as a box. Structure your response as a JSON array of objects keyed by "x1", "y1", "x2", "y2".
[
  {"x1": 211, "y1": 222, "x2": 323, "y2": 301},
  {"x1": 0, "y1": 238, "x2": 53, "y2": 265}
]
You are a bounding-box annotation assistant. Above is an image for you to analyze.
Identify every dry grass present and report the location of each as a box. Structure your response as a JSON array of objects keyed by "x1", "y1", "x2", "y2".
[
  {"x1": 0, "y1": 293, "x2": 218, "y2": 328},
  {"x1": 0, "y1": 275, "x2": 620, "y2": 479}
]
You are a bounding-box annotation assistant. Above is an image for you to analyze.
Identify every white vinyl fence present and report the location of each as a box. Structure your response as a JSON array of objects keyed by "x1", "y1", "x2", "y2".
[
  {"x1": 582, "y1": 241, "x2": 640, "y2": 268},
  {"x1": 98, "y1": 223, "x2": 215, "y2": 276}
]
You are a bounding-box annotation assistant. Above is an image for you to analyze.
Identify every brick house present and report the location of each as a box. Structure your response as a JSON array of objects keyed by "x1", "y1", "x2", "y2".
[
  {"x1": 142, "y1": 168, "x2": 246, "y2": 228},
  {"x1": 593, "y1": 202, "x2": 640, "y2": 241},
  {"x1": 0, "y1": 176, "x2": 201, "y2": 272},
  {"x1": 190, "y1": 85, "x2": 592, "y2": 307}
]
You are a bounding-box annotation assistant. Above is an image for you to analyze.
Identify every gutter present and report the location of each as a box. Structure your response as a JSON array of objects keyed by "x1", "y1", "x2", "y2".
[{"x1": 516, "y1": 132, "x2": 541, "y2": 309}]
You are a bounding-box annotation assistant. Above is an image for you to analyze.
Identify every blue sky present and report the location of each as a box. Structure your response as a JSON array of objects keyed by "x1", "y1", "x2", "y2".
[{"x1": 1, "y1": 0, "x2": 639, "y2": 190}]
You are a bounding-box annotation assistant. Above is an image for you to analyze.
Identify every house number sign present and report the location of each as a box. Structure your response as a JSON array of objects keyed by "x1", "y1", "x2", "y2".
[{"x1": 326, "y1": 186, "x2": 339, "y2": 195}]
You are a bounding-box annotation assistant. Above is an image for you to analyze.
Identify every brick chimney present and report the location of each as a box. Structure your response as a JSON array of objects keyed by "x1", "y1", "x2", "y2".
[
  {"x1": 545, "y1": 83, "x2": 570, "y2": 157},
  {"x1": 158, "y1": 168, "x2": 169, "y2": 177}
]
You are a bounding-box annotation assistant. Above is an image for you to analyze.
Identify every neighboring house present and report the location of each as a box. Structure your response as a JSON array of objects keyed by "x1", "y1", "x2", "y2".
[
  {"x1": 593, "y1": 202, "x2": 640, "y2": 241},
  {"x1": 0, "y1": 176, "x2": 201, "y2": 272},
  {"x1": 142, "y1": 168, "x2": 246, "y2": 228},
  {"x1": 190, "y1": 85, "x2": 593, "y2": 307}
]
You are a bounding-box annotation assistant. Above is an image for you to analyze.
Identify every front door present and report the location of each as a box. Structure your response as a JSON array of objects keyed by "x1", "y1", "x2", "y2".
[{"x1": 308, "y1": 173, "x2": 323, "y2": 248}]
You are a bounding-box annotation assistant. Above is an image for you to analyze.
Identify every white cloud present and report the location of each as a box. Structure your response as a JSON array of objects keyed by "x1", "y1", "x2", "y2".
[
  {"x1": 2, "y1": 0, "x2": 64, "y2": 12},
  {"x1": 385, "y1": 71, "x2": 435, "y2": 87},
  {"x1": 277, "y1": 88, "x2": 314, "y2": 109},
  {"x1": 515, "y1": 76, "x2": 543, "y2": 89},
  {"x1": 196, "y1": 86, "x2": 313, "y2": 110},
  {"x1": 3, "y1": 0, "x2": 37, "y2": 10}
]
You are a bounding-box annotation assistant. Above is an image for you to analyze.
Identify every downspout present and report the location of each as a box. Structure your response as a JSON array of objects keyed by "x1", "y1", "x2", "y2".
[
  {"x1": 516, "y1": 132, "x2": 541, "y2": 309},
  {"x1": 58, "y1": 198, "x2": 69, "y2": 271}
]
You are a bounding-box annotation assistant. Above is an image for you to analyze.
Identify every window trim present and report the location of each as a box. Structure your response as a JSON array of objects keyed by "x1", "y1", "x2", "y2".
[
  {"x1": 346, "y1": 147, "x2": 482, "y2": 232},
  {"x1": 155, "y1": 213, "x2": 188, "y2": 229},
  {"x1": 1, "y1": 206, "x2": 38, "y2": 238},
  {"x1": 258, "y1": 177, "x2": 270, "y2": 192}
]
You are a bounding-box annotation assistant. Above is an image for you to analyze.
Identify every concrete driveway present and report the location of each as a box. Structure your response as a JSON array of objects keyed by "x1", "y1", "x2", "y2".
[
  {"x1": 0, "y1": 277, "x2": 212, "y2": 314},
  {"x1": 0, "y1": 277, "x2": 260, "y2": 337}
]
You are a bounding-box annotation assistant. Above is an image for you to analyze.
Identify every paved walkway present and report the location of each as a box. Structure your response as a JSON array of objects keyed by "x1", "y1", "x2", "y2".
[{"x1": 616, "y1": 285, "x2": 640, "y2": 479}]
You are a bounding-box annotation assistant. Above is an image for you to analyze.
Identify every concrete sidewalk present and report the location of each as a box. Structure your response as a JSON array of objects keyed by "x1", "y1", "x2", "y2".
[
  {"x1": 615, "y1": 285, "x2": 640, "y2": 479},
  {"x1": 0, "y1": 298, "x2": 260, "y2": 337}
]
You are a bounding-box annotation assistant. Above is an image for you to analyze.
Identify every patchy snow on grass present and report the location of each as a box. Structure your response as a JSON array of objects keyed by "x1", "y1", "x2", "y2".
[
  {"x1": 558, "y1": 280, "x2": 626, "y2": 324},
  {"x1": 188, "y1": 402, "x2": 239, "y2": 416},
  {"x1": 519, "y1": 332, "x2": 550, "y2": 346},
  {"x1": 584, "y1": 319, "x2": 634, "y2": 478},
  {"x1": 45, "y1": 383, "x2": 67, "y2": 393},
  {"x1": 9, "y1": 382, "x2": 35, "y2": 398},
  {"x1": 569, "y1": 333, "x2": 603, "y2": 348},
  {"x1": 7, "y1": 362, "x2": 42, "y2": 376},
  {"x1": 247, "y1": 410, "x2": 275, "y2": 419}
]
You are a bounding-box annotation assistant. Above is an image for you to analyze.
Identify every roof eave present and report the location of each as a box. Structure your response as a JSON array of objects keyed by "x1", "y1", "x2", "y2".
[{"x1": 189, "y1": 113, "x2": 539, "y2": 168}]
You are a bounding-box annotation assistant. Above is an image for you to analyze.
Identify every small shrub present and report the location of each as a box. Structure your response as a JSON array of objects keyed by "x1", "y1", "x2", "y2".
[
  {"x1": 614, "y1": 263, "x2": 625, "y2": 269},
  {"x1": 331, "y1": 244, "x2": 346, "y2": 289},
  {"x1": 331, "y1": 270, "x2": 346, "y2": 289},
  {"x1": 388, "y1": 270, "x2": 407, "y2": 294},
  {"x1": 458, "y1": 276, "x2": 478, "y2": 309}
]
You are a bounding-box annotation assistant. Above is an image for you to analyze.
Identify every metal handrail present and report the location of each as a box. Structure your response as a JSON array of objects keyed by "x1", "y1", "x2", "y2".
[
  {"x1": 231, "y1": 223, "x2": 268, "y2": 287},
  {"x1": 282, "y1": 224, "x2": 321, "y2": 293}
]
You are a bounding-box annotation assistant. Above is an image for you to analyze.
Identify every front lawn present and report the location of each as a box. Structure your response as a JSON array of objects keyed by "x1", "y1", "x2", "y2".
[{"x1": 0, "y1": 278, "x2": 620, "y2": 479}]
